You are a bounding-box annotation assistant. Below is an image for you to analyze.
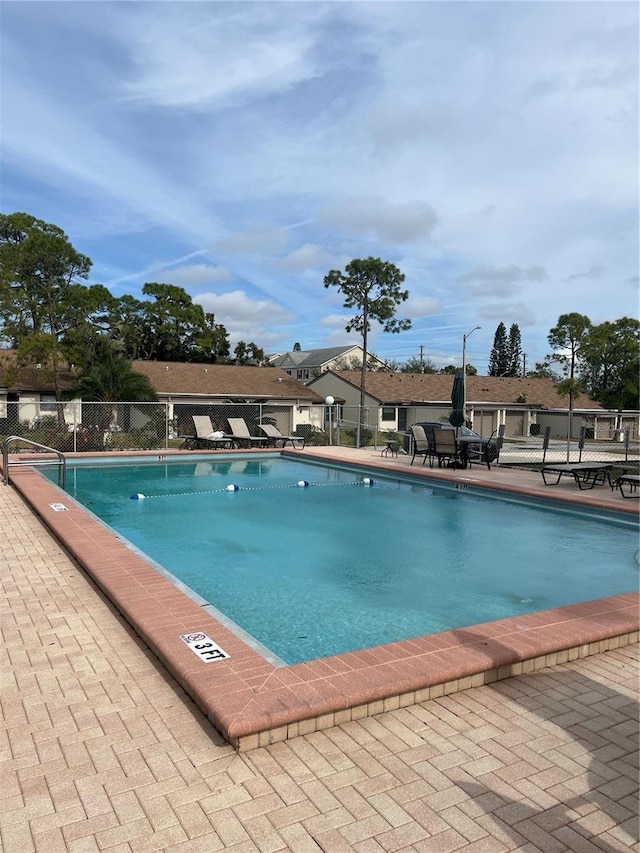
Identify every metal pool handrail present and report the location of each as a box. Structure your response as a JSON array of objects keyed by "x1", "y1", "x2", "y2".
[{"x1": 2, "y1": 436, "x2": 66, "y2": 489}]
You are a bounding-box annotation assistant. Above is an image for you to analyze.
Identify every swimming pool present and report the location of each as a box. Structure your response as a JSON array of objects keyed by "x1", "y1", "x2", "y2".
[{"x1": 52, "y1": 455, "x2": 638, "y2": 665}]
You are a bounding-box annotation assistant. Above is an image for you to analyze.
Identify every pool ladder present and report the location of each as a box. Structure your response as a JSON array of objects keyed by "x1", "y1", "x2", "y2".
[{"x1": 2, "y1": 436, "x2": 67, "y2": 489}]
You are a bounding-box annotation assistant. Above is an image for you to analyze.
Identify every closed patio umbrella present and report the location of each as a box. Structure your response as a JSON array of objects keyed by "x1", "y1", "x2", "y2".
[{"x1": 448, "y1": 370, "x2": 465, "y2": 431}]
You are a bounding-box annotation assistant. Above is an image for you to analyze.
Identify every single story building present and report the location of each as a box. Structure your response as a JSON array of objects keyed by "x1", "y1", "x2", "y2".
[
  {"x1": 0, "y1": 356, "x2": 81, "y2": 431},
  {"x1": 0, "y1": 351, "x2": 326, "y2": 440},
  {"x1": 306, "y1": 370, "x2": 638, "y2": 440},
  {"x1": 131, "y1": 360, "x2": 325, "y2": 436}
]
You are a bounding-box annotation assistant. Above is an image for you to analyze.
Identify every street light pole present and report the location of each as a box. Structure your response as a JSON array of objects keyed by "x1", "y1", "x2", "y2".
[
  {"x1": 325, "y1": 396, "x2": 334, "y2": 445},
  {"x1": 462, "y1": 326, "x2": 481, "y2": 424}
]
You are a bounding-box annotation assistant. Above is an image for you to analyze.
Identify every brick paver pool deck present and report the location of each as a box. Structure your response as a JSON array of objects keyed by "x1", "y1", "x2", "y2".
[{"x1": 1, "y1": 447, "x2": 638, "y2": 851}]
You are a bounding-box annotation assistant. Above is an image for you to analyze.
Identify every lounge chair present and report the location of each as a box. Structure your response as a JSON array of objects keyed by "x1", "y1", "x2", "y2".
[
  {"x1": 226, "y1": 418, "x2": 269, "y2": 449},
  {"x1": 409, "y1": 425, "x2": 433, "y2": 467},
  {"x1": 179, "y1": 415, "x2": 234, "y2": 450},
  {"x1": 615, "y1": 473, "x2": 639, "y2": 498},
  {"x1": 258, "y1": 423, "x2": 305, "y2": 448},
  {"x1": 540, "y1": 462, "x2": 612, "y2": 490},
  {"x1": 432, "y1": 428, "x2": 464, "y2": 469}
]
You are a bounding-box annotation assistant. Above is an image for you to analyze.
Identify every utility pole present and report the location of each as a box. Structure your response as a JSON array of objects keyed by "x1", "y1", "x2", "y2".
[
  {"x1": 522, "y1": 353, "x2": 527, "y2": 376},
  {"x1": 462, "y1": 326, "x2": 481, "y2": 417},
  {"x1": 419, "y1": 344, "x2": 425, "y2": 371}
]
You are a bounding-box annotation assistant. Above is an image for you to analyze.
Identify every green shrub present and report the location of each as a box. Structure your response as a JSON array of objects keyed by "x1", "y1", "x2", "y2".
[
  {"x1": 26, "y1": 430, "x2": 75, "y2": 452},
  {"x1": 293, "y1": 424, "x2": 316, "y2": 439},
  {"x1": 343, "y1": 427, "x2": 373, "y2": 447},
  {"x1": 106, "y1": 431, "x2": 163, "y2": 450},
  {"x1": 293, "y1": 424, "x2": 329, "y2": 445}
]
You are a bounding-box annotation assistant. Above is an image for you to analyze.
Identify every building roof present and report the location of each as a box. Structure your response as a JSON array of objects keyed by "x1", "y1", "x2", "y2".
[
  {"x1": 316, "y1": 371, "x2": 604, "y2": 410},
  {"x1": 0, "y1": 350, "x2": 324, "y2": 402},
  {"x1": 270, "y1": 345, "x2": 363, "y2": 371},
  {"x1": 131, "y1": 361, "x2": 323, "y2": 401},
  {"x1": 0, "y1": 352, "x2": 75, "y2": 393}
]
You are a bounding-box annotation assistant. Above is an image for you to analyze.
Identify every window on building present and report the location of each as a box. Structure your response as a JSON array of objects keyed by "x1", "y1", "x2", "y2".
[
  {"x1": 40, "y1": 395, "x2": 57, "y2": 412},
  {"x1": 381, "y1": 406, "x2": 396, "y2": 422}
]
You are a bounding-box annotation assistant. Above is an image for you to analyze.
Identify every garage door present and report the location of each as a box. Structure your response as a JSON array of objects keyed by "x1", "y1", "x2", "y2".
[{"x1": 504, "y1": 412, "x2": 525, "y2": 437}]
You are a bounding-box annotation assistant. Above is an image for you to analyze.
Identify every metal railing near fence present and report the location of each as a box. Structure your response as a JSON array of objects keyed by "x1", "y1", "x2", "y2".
[{"x1": 501, "y1": 425, "x2": 638, "y2": 467}]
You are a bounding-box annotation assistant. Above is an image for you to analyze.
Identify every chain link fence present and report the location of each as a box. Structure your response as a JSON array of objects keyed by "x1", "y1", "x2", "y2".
[
  {"x1": 1, "y1": 399, "x2": 638, "y2": 469},
  {"x1": 0, "y1": 401, "x2": 320, "y2": 453},
  {"x1": 328, "y1": 405, "x2": 639, "y2": 468}
]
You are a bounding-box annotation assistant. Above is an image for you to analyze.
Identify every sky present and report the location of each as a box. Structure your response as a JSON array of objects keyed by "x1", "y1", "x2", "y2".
[{"x1": 1, "y1": 1, "x2": 638, "y2": 373}]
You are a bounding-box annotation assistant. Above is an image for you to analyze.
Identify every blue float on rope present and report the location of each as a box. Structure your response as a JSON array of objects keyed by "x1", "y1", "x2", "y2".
[
  {"x1": 296, "y1": 480, "x2": 310, "y2": 488},
  {"x1": 362, "y1": 478, "x2": 374, "y2": 486},
  {"x1": 226, "y1": 484, "x2": 240, "y2": 491},
  {"x1": 130, "y1": 493, "x2": 146, "y2": 500}
]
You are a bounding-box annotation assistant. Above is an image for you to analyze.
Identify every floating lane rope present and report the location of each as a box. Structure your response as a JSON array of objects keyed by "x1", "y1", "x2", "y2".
[{"x1": 129, "y1": 477, "x2": 374, "y2": 500}]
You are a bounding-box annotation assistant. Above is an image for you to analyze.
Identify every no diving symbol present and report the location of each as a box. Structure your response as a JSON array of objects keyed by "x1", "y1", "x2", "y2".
[{"x1": 180, "y1": 632, "x2": 230, "y2": 662}]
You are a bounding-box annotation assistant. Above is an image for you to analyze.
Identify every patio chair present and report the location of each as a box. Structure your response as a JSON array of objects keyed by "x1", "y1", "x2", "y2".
[
  {"x1": 226, "y1": 418, "x2": 269, "y2": 449},
  {"x1": 182, "y1": 415, "x2": 233, "y2": 450},
  {"x1": 191, "y1": 415, "x2": 233, "y2": 448},
  {"x1": 409, "y1": 425, "x2": 434, "y2": 467},
  {"x1": 432, "y1": 428, "x2": 464, "y2": 469},
  {"x1": 258, "y1": 423, "x2": 305, "y2": 448}
]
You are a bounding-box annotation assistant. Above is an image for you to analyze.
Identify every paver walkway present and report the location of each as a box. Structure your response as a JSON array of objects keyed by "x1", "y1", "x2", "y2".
[{"x1": 1, "y1": 464, "x2": 638, "y2": 852}]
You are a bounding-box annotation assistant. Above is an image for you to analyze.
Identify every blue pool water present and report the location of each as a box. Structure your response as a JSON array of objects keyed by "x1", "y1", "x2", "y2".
[{"x1": 53, "y1": 456, "x2": 638, "y2": 664}]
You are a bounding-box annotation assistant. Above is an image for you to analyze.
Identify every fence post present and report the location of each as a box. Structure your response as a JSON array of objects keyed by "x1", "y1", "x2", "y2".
[{"x1": 542, "y1": 426, "x2": 551, "y2": 464}]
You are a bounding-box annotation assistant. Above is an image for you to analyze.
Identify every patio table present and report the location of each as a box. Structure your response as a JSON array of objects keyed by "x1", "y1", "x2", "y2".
[{"x1": 455, "y1": 435, "x2": 493, "y2": 470}]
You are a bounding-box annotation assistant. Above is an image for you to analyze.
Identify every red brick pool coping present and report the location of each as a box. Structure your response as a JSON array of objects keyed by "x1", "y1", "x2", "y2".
[{"x1": 6, "y1": 449, "x2": 639, "y2": 751}]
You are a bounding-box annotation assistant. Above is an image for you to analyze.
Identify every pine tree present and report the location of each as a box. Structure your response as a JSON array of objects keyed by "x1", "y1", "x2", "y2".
[
  {"x1": 488, "y1": 323, "x2": 509, "y2": 376},
  {"x1": 507, "y1": 323, "x2": 522, "y2": 376}
]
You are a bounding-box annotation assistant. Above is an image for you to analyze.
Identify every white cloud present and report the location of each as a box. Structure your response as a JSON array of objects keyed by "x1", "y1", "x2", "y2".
[
  {"x1": 320, "y1": 313, "x2": 352, "y2": 330},
  {"x1": 118, "y1": 4, "x2": 324, "y2": 109},
  {"x1": 479, "y1": 303, "x2": 538, "y2": 327},
  {"x1": 320, "y1": 198, "x2": 439, "y2": 243},
  {"x1": 215, "y1": 225, "x2": 289, "y2": 256},
  {"x1": 406, "y1": 297, "x2": 440, "y2": 319},
  {"x1": 167, "y1": 264, "x2": 233, "y2": 287},
  {"x1": 274, "y1": 243, "x2": 338, "y2": 273},
  {"x1": 196, "y1": 290, "x2": 294, "y2": 346},
  {"x1": 458, "y1": 265, "x2": 549, "y2": 297},
  {"x1": 367, "y1": 99, "x2": 456, "y2": 151},
  {"x1": 565, "y1": 265, "x2": 604, "y2": 282}
]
